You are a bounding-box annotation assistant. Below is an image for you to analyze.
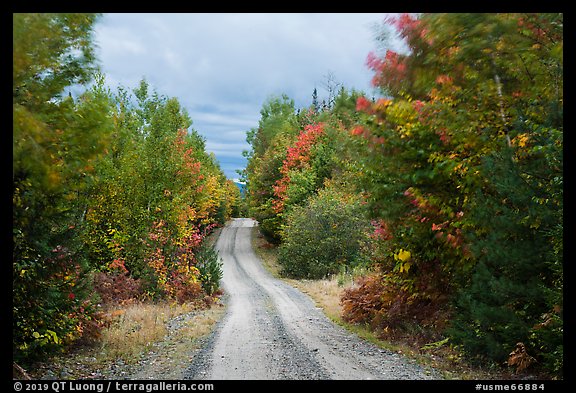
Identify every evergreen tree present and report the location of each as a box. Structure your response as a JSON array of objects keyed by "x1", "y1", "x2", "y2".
[{"x1": 311, "y1": 87, "x2": 319, "y2": 112}]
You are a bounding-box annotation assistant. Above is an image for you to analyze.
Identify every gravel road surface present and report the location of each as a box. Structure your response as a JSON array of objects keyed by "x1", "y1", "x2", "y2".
[{"x1": 186, "y1": 218, "x2": 439, "y2": 380}]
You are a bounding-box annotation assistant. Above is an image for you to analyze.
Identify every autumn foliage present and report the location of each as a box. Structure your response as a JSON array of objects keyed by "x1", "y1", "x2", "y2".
[
  {"x1": 272, "y1": 122, "x2": 325, "y2": 213},
  {"x1": 13, "y1": 14, "x2": 234, "y2": 365},
  {"x1": 245, "y1": 13, "x2": 562, "y2": 378},
  {"x1": 341, "y1": 13, "x2": 563, "y2": 377}
]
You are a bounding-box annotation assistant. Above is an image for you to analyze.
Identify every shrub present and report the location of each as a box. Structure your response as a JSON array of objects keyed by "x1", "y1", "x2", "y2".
[
  {"x1": 92, "y1": 271, "x2": 143, "y2": 305},
  {"x1": 195, "y1": 241, "x2": 223, "y2": 296},
  {"x1": 170, "y1": 272, "x2": 205, "y2": 304},
  {"x1": 278, "y1": 185, "x2": 370, "y2": 279},
  {"x1": 341, "y1": 271, "x2": 450, "y2": 344},
  {"x1": 12, "y1": 242, "x2": 97, "y2": 364},
  {"x1": 341, "y1": 273, "x2": 387, "y2": 326}
]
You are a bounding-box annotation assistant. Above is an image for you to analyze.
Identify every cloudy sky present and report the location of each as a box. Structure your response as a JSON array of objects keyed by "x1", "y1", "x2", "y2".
[{"x1": 93, "y1": 13, "x2": 399, "y2": 180}]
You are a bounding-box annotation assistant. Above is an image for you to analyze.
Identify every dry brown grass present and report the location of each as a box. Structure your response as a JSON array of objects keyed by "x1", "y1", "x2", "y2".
[
  {"x1": 99, "y1": 302, "x2": 195, "y2": 363},
  {"x1": 129, "y1": 303, "x2": 226, "y2": 379},
  {"x1": 251, "y1": 228, "x2": 282, "y2": 277},
  {"x1": 29, "y1": 300, "x2": 226, "y2": 379},
  {"x1": 290, "y1": 277, "x2": 352, "y2": 321}
]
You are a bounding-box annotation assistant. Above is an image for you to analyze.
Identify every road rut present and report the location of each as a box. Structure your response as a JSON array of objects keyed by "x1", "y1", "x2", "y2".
[{"x1": 186, "y1": 218, "x2": 439, "y2": 380}]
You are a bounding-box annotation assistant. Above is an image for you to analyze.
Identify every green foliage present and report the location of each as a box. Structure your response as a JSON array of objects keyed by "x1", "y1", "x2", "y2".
[
  {"x1": 13, "y1": 13, "x2": 110, "y2": 364},
  {"x1": 283, "y1": 167, "x2": 318, "y2": 209},
  {"x1": 195, "y1": 241, "x2": 224, "y2": 296},
  {"x1": 80, "y1": 78, "x2": 233, "y2": 303},
  {"x1": 450, "y1": 134, "x2": 563, "y2": 374},
  {"x1": 244, "y1": 89, "x2": 360, "y2": 244},
  {"x1": 278, "y1": 184, "x2": 370, "y2": 279},
  {"x1": 13, "y1": 13, "x2": 100, "y2": 105},
  {"x1": 246, "y1": 94, "x2": 298, "y2": 157},
  {"x1": 345, "y1": 12, "x2": 563, "y2": 377},
  {"x1": 13, "y1": 14, "x2": 235, "y2": 365},
  {"x1": 243, "y1": 95, "x2": 302, "y2": 242}
]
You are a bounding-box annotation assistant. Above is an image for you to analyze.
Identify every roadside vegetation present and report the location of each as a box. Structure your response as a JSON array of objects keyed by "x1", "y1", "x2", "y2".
[
  {"x1": 251, "y1": 227, "x2": 550, "y2": 380},
  {"x1": 244, "y1": 13, "x2": 563, "y2": 379},
  {"x1": 26, "y1": 302, "x2": 225, "y2": 380},
  {"x1": 21, "y1": 230, "x2": 226, "y2": 380},
  {"x1": 13, "y1": 12, "x2": 562, "y2": 380},
  {"x1": 13, "y1": 13, "x2": 237, "y2": 375}
]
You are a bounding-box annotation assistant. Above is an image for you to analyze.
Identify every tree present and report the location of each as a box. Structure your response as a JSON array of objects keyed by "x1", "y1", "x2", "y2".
[
  {"x1": 13, "y1": 13, "x2": 111, "y2": 363},
  {"x1": 320, "y1": 71, "x2": 342, "y2": 110},
  {"x1": 311, "y1": 88, "x2": 319, "y2": 113},
  {"x1": 272, "y1": 122, "x2": 326, "y2": 214},
  {"x1": 244, "y1": 95, "x2": 300, "y2": 241},
  {"x1": 245, "y1": 94, "x2": 298, "y2": 158},
  {"x1": 245, "y1": 87, "x2": 364, "y2": 243},
  {"x1": 82, "y1": 79, "x2": 232, "y2": 302},
  {"x1": 13, "y1": 14, "x2": 236, "y2": 365},
  {"x1": 346, "y1": 13, "x2": 562, "y2": 375}
]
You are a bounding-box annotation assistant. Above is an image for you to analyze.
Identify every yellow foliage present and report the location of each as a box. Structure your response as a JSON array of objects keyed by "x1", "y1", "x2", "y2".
[
  {"x1": 513, "y1": 133, "x2": 530, "y2": 148},
  {"x1": 395, "y1": 248, "x2": 412, "y2": 262}
]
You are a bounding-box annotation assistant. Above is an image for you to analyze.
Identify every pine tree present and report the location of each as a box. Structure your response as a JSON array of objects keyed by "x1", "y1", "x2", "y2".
[{"x1": 312, "y1": 87, "x2": 319, "y2": 112}]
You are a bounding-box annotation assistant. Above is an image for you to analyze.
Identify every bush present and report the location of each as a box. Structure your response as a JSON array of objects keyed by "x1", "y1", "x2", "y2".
[
  {"x1": 195, "y1": 241, "x2": 223, "y2": 296},
  {"x1": 171, "y1": 272, "x2": 205, "y2": 304},
  {"x1": 92, "y1": 271, "x2": 143, "y2": 305},
  {"x1": 12, "y1": 241, "x2": 98, "y2": 364},
  {"x1": 278, "y1": 185, "x2": 370, "y2": 279},
  {"x1": 341, "y1": 271, "x2": 450, "y2": 344}
]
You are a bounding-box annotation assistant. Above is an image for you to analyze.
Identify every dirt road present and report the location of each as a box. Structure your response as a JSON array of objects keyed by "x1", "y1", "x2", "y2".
[{"x1": 186, "y1": 218, "x2": 439, "y2": 380}]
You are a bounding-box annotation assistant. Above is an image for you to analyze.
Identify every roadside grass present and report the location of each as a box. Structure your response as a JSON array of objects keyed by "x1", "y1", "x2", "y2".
[
  {"x1": 98, "y1": 302, "x2": 206, "y2": 364},
  {"x1": 97, "y1": 225, "x2": 227, "y2": 366},
  {"x1": 29, "y1": 226, "x2": 227, "y2": 380},
  {"x1": 29, "y1": 300, "x2": 225, "y2": 379},
  {"x1": 250, "y1": 225, "x2": 509, "y2": 380},
  {"x1": 127, "y1": 301, "x2": 226, "y2": 379},
  {"x1": 99, "y1": 302, "x2": 185, "y2": 363}
]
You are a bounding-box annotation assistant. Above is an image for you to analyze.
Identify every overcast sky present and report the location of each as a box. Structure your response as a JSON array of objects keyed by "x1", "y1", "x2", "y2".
[{"x1": 93, "y1": 13, "x2": 399, "y2": 180}]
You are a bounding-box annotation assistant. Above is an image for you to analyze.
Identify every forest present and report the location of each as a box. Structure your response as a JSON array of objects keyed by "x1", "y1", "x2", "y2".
[
  {"x1": 242, "y1": 13, "x2": 563, "y2": 378},
  {"x1": 13, "y1": 13, "x2": 240, "y2": 367},
  {"x1": 13, "y1": 13, "x2": 562, "y2": 379}
]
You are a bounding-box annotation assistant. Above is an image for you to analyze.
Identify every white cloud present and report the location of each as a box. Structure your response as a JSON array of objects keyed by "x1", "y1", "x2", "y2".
[
  {"x1": 205, "y1": 141, "x2": 251, "y2": 155},
  {"x1": 94, "y1": 13, "x2": 395, "y2": 178},
  {"x1": 191, "y1": 111, "x2": 258, "y2": 129}
]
